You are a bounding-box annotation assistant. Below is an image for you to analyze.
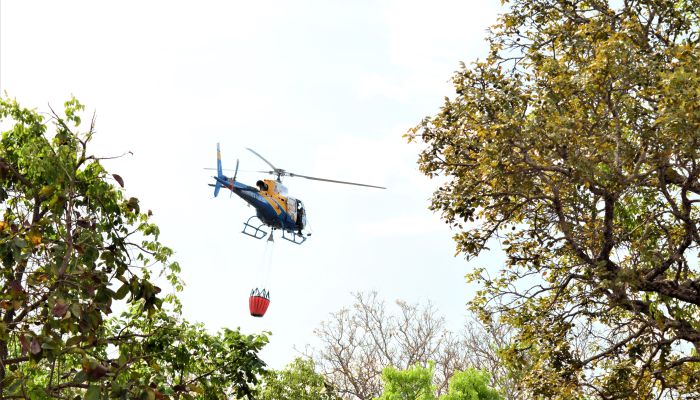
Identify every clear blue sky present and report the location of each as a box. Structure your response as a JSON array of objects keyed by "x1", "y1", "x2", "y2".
[{"x1": 0, "y1": 0, "x2": 504, "y2": 368}]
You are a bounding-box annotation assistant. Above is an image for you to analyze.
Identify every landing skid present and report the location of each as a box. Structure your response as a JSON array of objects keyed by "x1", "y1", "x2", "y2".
[
  {"x1": 242, "y1": 216, "x2": 268, "y2": 239},
  {"x1": 281, "y1": 230, "x2": 306, "y2": 245},
  {"x1": 241, "y1": 216, "x2": 306, "y2": 244}
]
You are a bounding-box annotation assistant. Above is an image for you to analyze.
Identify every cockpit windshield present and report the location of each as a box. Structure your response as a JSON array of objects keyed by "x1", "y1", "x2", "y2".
[{"x1": 276, "y1": 183, "x2": 288, "y2": 196}]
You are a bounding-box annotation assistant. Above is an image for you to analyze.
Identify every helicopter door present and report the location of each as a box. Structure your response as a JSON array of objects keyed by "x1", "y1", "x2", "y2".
[
  {"x1": 297, "y1": 200, "x2": 307, "y2": 231},
  {"x1": 287, "y1": 197, "x2": 298, "y2": 222}
]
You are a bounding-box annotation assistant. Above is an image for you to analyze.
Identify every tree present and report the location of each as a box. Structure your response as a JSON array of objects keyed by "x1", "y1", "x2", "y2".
[
  {"x1": 309, "y1": 292, "x2": 447, "y2": 399},
  {"x1": 375, "y1": 364, "x2": 502, "y2": 400},
  {"x1": 408, "y1": 0, "x2": 700, "y2": 397},
  {"x1": 0, "y1": 97, "x2": 267, "y2": 398},
  {"x1": 375, "y1": 364, "x2": 436, "y2": 400},
  {"x1": 308, "y1": 292, "x2": 514, "y2": 399},
  {"x1": 259, "y1": 357, "x2": 340, "y2": 400}
]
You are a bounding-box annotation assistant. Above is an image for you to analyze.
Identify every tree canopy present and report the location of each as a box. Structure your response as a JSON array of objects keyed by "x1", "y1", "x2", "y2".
[
  {"x1": 0, "y1": 97, "x2": 267, "y2": 398},
  {"x1": 375, "y1": 364, "x2": 437, "y2": 400},
  {"x1": 375, "y1": 364, "x2": 502, "y2": 400},
  {"x1": 408, "y1": 0, "x2": 700, "y2": 397},
  {"x1": 440, "y1": 369, "x2": 501, "y2": 400},
  {"x1": 259, "y1": 357, "x2": 340, "y2": 400}
]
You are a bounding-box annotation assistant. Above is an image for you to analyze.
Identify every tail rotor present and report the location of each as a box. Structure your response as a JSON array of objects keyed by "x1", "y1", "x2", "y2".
[{"x1": 230, "y1": 159, "x2": 239, "y2": 198}]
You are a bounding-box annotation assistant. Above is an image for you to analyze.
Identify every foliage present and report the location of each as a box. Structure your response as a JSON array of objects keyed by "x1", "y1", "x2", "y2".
[
  {"x1": 103, "y1": 306, "x2": 268, "y2": 399},
  {"x1": 259, "y1": 357, "x2": 340, "y2": 400},
  {"x1": 375, "y1": 364, "x2": 437, "y2": 400},
  {"x1": 309, "y1": 292, "x2": 516, "y2": 400},
  {"x1": 0, "y1": 97, "x2": 267, "y2": 398},
  {"x1": 374, "y1": 364, "x2": 502, "y2": 400},
  {"x1": 408, "y1": 0, "x2": 700, "y2": 397},
  {"x1": 441, "y1": 369, "x2": 502, "y2": 400}
]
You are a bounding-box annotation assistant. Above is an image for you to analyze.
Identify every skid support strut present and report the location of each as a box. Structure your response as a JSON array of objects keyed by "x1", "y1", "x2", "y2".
[{"x1": 242, "y1": 216, "x2": 268, "y2": 239}]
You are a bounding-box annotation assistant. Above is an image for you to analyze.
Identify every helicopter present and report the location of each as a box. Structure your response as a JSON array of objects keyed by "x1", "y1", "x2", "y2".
[{"x1": 210, "y1": 144, "x2": 385, "y2": 244}]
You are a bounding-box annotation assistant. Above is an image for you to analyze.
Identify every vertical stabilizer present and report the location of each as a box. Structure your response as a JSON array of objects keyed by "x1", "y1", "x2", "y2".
[{"x1": 214, "y1": 143, "x2": 223, "y2": 197}]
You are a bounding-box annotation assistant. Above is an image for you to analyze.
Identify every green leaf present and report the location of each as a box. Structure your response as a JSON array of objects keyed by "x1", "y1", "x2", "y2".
[
  {"x1": 70, "y1": 303, "x2": 83, "y2": 319},
  {"x1": 84, "y1": 384, "x2": 100, "y2": 400},
  {"x1": 6, "y1": 376, "x2": 23, "y2": 394},
  {"x1": 13, "y1": 237, "x2": 27, "y2": 248},
  {"x1": 114, "y1": 283, "x2": 129, "y2": 300},
  {"x1": 73, "y1": 370, "x2": 88, "y2": 384},
  {"x1": 65, "y1": 335, "x2": 82, "y2": 347},
  {"x1": 38, "y1": 185, "x2": 55, "y2": 199}
]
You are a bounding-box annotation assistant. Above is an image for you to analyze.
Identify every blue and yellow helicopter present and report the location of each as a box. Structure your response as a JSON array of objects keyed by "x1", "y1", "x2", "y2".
[{"x1": 210, "y1": 144, "x2": 385, "y2": 244}]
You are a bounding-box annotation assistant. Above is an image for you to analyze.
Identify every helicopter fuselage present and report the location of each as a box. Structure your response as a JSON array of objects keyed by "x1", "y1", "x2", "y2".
[{"x1": 214, "y1": 176, "x2": 308, "y2": 235}]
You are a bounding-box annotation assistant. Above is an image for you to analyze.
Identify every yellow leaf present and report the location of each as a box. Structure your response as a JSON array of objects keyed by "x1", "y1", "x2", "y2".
[{"x1": 28, "y1": 234, "x2": 41, "y2": 246}]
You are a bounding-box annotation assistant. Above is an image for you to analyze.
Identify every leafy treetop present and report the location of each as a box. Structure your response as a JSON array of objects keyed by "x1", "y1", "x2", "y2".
[
  {"x1": 375, "y1": 364, "x2": 503, "y2": 400},
  {"x1": 0, "y1": 97, "x2": 268, "y2": 399},
  {"x1": 408, "y1": 0, "x2": 700, "y2": 397}
]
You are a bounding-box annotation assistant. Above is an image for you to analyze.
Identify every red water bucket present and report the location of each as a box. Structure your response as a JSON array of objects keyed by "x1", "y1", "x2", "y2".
[{"x1": 249, "y1": 288, "x2": 270, "y2": 317}]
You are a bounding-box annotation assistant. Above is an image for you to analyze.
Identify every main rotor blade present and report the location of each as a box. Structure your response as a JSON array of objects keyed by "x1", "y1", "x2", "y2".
[
  {"x1": 289, "y1": 173, "x2": 386, "y2": 189},
  {"x1": 246, "y1": 148, "x2": 278, "y2": 171},
  {"x1": 204, "y1": 167, "x2": 253, "y2": 173}
]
